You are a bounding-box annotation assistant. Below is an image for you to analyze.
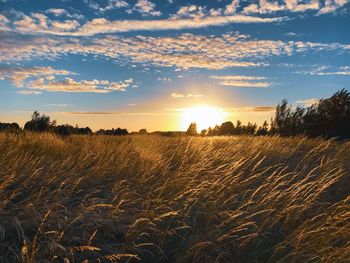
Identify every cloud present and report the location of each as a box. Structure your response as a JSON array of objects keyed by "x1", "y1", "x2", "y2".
[
  {"x1": 47, "y1": 104, "x2": 69, "y2": 107},
  {"x1": 219, "y1": 81, "x2": 270, "y2": 88},
  {"x1": 295, "y1": 98, "x2": 319, "y2": 105},
  {"x1": 251, "y1": 106, "x2": 275, "y2": 112},
  {"x1": 171, "y1": 93, "x2": 203, "y2": 98},
  {"x1": 0, "y1": 14, "x2": 10, "y2": 31},
  {"x1": 13, "y1": 14, "x2": 81, "y2": 34},
  {"x1": 227, "y1": 106, "x2": 275, "y2": 112},
  {"x1": 76, "y1": 15, "x2": 285, "y2": 36},
  {"x1": 46, "y1": 8, "x2": 67, "y2": 16},
  {"x1": 243, "y1": 0, "x2": 320, "y2": 14},
  {"x1": 114, "y1": 0, "x2": 129, "y2": 8},
  {"x1": 296, "y1": 65, "x2": 350, "y2": 75},
  {"x1": 174, "y1": 5, "x2": 206, "y2": 18},
  {"x1": 17, "y1": 90, "x2": 42, "y2": 95},
  {"x1": 0, "y1": 66, "x2": 133, "y2": 93},
  {"x1": 7, "y1": 12, "x2": 285, "y2": 36},
  {"x1": 0, "y1": 66, "x2": 73, "y2": 87},
  {"x1": 1, "y1": 31, "x2": 349, "y2": 71},
  {"x1": 133, "y1": 0, "x2": 161, "y2": 16},
  {"x1": 225, "y1": 0, "x2": 240, "y2": 14},
  {"x1": 26, "y1": 77, "x2": 133, "y2": 93},
  {"x1": 285, "y1": 32, "x2": 297, "y2": 37},
  {"x1": 101, "y1": 0, "x2": 129, "y2": 11},
  {"x1": 318, "y1": 0, "x2": 349, "y2": 14},
  {"x1": 211, "y1": 75, "x2": 270, "y2": 88},
  {"x1": 210, "y1": 75, "x2": 267, "y2": 81}
]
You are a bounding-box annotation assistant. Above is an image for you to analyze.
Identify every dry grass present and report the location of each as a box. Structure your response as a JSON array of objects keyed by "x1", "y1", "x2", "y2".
[{"x1": 0, "y1": 133, "x2": 349, "y2": 262}]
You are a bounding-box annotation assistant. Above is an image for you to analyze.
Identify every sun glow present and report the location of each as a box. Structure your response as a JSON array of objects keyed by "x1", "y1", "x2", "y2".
[{"x1": 180, "y1": 105, "x2": 227, "y2": 131}]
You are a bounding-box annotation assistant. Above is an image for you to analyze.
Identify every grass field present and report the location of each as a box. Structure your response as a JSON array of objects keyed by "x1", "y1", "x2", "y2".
[{"x1": 0, "y1": 133, "x2": 349, "y2": 263}]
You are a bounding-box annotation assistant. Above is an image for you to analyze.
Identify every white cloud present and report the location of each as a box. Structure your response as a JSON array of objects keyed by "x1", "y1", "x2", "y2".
[
  {"x1": 1, "y1": 31, "x2": 349, "y2": 71},
  {"x1": 285, "y1": 32, "x2": 297, "y2": 37},
  {"x1": 46, "y1": 8, "x2": 67, "y2": 16},
  {"x1": 210, "y1": 75, "x2": 267, "y2": 81},
  {"x1": 0, "y1": 14, "x2": 10, "y2": 31},
  {"x1": 47, "y1": 104, "x2": 69, "y2": 107},
  {"x1": 0, "y1": 66, "x2": 133, "y2": 93},
  {"x1": 243, "y1": 0, "x2": 320, "y2": 14},
  {"x1": 219, "y1": 81, "x2": 270, "y2": 88},
  {"x1": 13, "y1": 14, "x2": 80, "y2": 34},
  {"x1": 133, "y1": 0, "x2": 161, "y2": 16},
  {"x1": 0, "y1": 66, "x2": 73, "y2": 87},
  {"x1": 8, "y1": 13, "x2": 285, "y2": 36},
  {"x1": 27, "y1": 77, "x2": 133, "y2": 93},
  {"x1": 296, "y1": 65, "x2": 350, "y2": 75},
  {"x1": 51, "y1": 20, "x2": 80, "y2": 30},
  {"x1": 98, "y1": 0, "x2": 129, "y2": 12},
  {"x1": 175, "y1": 5, "x2": 206, "y2": 18},
  {"x1": 225, "y1": 0, "x2": 240, "y2": 14},
  {"x1": 318, "y1": 0, "x2": 349, "y2": 14},
  {"x1": 211, "y1": 75, "x2": 270, "y2": 88},
  {"x1": 17, "y1": 90, "x2": 42, "y2": 95}
]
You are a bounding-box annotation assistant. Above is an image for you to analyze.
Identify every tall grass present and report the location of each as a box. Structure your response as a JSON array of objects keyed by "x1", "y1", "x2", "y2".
[{"x1": 0, "y1": 133, "x2": 349, "y2": 262}]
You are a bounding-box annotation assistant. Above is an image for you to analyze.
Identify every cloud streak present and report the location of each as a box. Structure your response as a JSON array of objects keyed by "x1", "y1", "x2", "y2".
[
  {"x1": 2, "y1": 31, "x2": 348, "y2": 71},
  {"x1": 0, "y1": 66, "x2": 73, "y2": 87},
  {"x1": 0, "y1": 66, "x2": 133, "y2": 93},
  {"x1": 7, "y1": 13, "x2": 285, "y2": 36},
  {"x1": 26, "y1": 77, "x2": 133, "y2": 93},
  {"x1": 211, "y1": 75, "x2": 271, "y2": 88}
]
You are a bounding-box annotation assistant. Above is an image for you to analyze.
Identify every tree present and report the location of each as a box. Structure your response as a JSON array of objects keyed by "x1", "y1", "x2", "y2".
[
  {"x1": 271, "y1": 100, "x2": 305, "y2": 136},
  {"x1": 114, "y1": 128, "x2": 128, "y2": 136},
  {"x1": 219, "y1": 121, "x2": 235, "y2": 135},
  {"x1": 139, "y1": 129, "x2": 148, "y2": 135},
  {"x1": 54, "y1": 125, "x2": 73, "y2": 136},
  {"x1": 200, "y1": 129, "x2": 207, "y2": 136},
  {"x1": 256, "y1": 121, "x2": 269, "y2": 136},
  {"x1": 186, "y1": 122, "x2": 197, "y2": 136},
  {"x1": 0, "y1": 122, "x2": 21, "y2": 133},
  {"x1": 304, "y1": 89, "x2": 350, "y2": 138},
  {"x1": 24, "y1": 111, "x2": 55, "y2": 132},
  {"x1": 96, "y1": 127, "x2": 128, "y2": 136}
]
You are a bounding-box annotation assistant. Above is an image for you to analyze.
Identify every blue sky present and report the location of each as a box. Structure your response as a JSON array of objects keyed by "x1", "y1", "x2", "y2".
[{"x1": 0, "y1": 0, "x2": 349, "y2": 131}]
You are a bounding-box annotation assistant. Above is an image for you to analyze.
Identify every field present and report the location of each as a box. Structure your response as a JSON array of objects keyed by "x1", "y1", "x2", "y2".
[{"x1": 0, "y1": 133, "x2": 349, "y2": 263}]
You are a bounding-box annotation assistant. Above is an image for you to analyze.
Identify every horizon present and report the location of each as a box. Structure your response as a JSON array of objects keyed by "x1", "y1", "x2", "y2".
[{"x1": 1, "y1": 0, "x2": 350, "y2": 131}]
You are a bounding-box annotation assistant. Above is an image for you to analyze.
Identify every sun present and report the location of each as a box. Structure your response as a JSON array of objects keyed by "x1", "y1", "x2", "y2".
[{"x1": 180, "y1": 105, "x2": 227, "y2": 131}]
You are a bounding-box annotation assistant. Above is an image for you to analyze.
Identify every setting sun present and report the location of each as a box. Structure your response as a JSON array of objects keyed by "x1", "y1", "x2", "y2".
[{"x1": 180, "y1": 105, "x2": 227, "y2": 131}]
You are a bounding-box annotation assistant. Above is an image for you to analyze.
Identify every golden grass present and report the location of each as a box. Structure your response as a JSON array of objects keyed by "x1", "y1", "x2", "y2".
[{"x1": 0, "y1": 133, "x2": 349, "y2": 262}]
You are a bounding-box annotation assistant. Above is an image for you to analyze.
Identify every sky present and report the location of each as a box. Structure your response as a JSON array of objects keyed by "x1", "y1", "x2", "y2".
[{"x1": 0, "y1": 0, "x2": 349, "y2": 131}]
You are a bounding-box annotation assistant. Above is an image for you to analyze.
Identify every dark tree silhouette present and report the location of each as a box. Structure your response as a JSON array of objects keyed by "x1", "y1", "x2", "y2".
[
  {"x1": 54, "y1": 125, "x2": 92, "y2": 136},
  {"x1": 303, "y1": 89, "x2": 350, "y2": 138},
  {"x1": 24, "y1": 111, "x2": 56, "y2": 132},
  {"x1": 271, "y1": 100, "x2": 305, "y2": 136},
  {"x1": 219, "y1": 121, "x2": 235, "y2": 135},
  {"x1": 139, "y1": 129, "x2": 148, "y2": 135},
  {"x1": 96, "y1": 127, "x2": 129, "y2": 136},
  {"x1": 256, "y1": 121, "x2": 269, "y2": 136},
  {"x1": 186, "y1": 123, "x2": 197, "y2": 136},
  {"x1": 0, "y1": 122, "x2": 21, "y2": 133},
  {"x1": 270, "y1": 89, "x2": 350, "y2": 138}
]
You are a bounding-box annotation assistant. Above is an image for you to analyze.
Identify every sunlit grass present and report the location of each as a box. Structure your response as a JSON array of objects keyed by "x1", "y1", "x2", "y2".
[{"x1": 0, "y1": 133, "x2": 349, "y2": 262}]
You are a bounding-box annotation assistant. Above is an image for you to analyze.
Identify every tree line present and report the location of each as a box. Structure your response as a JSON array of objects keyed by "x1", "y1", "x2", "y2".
[
  {"x1": 187, "y1": 89, "x2": 350, "y2": 139},
  {"x1": 0, "y1": 111, "x2": 130, "y2": 136},
  {"x1": 1, "y1": 89, "x2": 350, "y2": 139}
]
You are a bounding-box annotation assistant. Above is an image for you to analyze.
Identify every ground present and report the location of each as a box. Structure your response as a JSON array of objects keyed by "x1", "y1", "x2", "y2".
[{"x1": 0, "y1": 133, "x2": 349, "y2": 262}]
